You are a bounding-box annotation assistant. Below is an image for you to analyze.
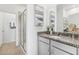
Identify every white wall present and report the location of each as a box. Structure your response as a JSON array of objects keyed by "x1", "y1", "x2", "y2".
[
  {"x1": 56, "y1": 5, "x2": 64, "y2": 32},
  {"x1": 26, "y1": 4, "x2": 56, "y2": 55},
  {"x1": 26, "y1": 4, "x2": 38, "y2": 55}
]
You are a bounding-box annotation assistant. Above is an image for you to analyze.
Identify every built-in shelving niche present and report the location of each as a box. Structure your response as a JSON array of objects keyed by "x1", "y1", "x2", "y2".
[
  {"x1": 49, "y1": 11, "x2": 55, "y2": 31},
  {"x1": 34, "y1": 4, "x2": 44, "y2": 27}
]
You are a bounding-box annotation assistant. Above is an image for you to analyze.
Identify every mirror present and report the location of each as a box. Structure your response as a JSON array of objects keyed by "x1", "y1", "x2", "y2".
[
  {"x1": 48, "y1": 4, "x2": 79, "y2": 33},
  {"x1": 63, "y1": 4, "x2": 79, "y2": 33}
]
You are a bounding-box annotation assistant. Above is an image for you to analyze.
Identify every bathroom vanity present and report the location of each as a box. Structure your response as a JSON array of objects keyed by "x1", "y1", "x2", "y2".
[
  {"x1": 37, "y1": 4, "x2": 79, "y2": 55},
  {"x1": 38, "y1": 32, "x2": 79, "y2": 55}
]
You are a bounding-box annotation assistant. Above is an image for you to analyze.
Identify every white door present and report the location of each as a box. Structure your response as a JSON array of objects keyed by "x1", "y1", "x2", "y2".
[
  {"x1": 3, "y1": 13, "x2": 16, "y2": 43},
  {"x1": 39, "y1": 41, "x2": 49, "y2": 55},
  {"x1": 0, "y1": 12, "x2": 3, "y2": 47}
]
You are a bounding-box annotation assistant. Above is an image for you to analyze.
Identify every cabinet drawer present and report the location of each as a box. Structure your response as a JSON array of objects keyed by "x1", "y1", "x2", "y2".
[
  {"x1": 51, "y1": 40, "x2": 76, "y2": 54},
  {"x1": 51, "y1": 47, "x2": 70, "y2": 55},
  {"x1": 39, "y1": 36, "x2": 49, "y2": 44}
]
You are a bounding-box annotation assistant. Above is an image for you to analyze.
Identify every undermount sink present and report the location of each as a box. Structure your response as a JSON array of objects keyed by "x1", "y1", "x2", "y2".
[{"x1": 49, "y1": 35, "x2": 61, "y2": 39}]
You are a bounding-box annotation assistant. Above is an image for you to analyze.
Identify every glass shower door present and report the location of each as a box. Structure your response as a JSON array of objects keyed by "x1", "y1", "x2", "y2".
[
  {"x1": 20, "y1": 9, "x2": 27, "y2": 52},
  {"x1": 23, "y1": 10, "x2": 27, "y2": 51}
]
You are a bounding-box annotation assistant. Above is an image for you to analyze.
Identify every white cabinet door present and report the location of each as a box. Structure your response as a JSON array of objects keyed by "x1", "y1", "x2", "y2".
[
  {"x1": 39, "y1": 41, "x2": 49, "y2": 55},
  {"x1": 51, "y1": 46, "x2": 70, "y2": 55}
]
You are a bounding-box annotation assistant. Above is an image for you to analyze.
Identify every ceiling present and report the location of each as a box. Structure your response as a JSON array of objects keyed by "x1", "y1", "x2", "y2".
[
  {"x1": 0, "y1": 4, "x2": 26, "y2": 14},
  {"x1": 62, "y1": 4, "x2": 79, "y2": 11},
  {"x1": 1, "y1": 4, "x2": 79, "y2": 14}
]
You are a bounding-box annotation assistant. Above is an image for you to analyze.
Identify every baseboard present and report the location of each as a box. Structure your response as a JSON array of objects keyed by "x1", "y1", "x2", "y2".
[
  {"x1": 3, "y1": 41, "x2": 16, "y2": 44},
  {"x1": 20, "y1": 45, "x2": 26, "y2": 54}
]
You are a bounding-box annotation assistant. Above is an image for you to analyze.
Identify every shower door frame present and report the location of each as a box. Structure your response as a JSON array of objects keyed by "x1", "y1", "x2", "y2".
[{"x1": 19, "y1": 9, "x2": 27, "y2": 53}]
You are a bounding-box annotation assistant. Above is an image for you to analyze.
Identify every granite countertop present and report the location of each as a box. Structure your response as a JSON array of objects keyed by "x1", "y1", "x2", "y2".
[{"x1": 38, "y1": 33, "x2": 79, "y2": 48}]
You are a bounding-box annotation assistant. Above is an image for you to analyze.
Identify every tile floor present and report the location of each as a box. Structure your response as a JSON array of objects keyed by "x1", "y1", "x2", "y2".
[{"x1": 0, "y1": 42, "x2": 25, "y2": 55}]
